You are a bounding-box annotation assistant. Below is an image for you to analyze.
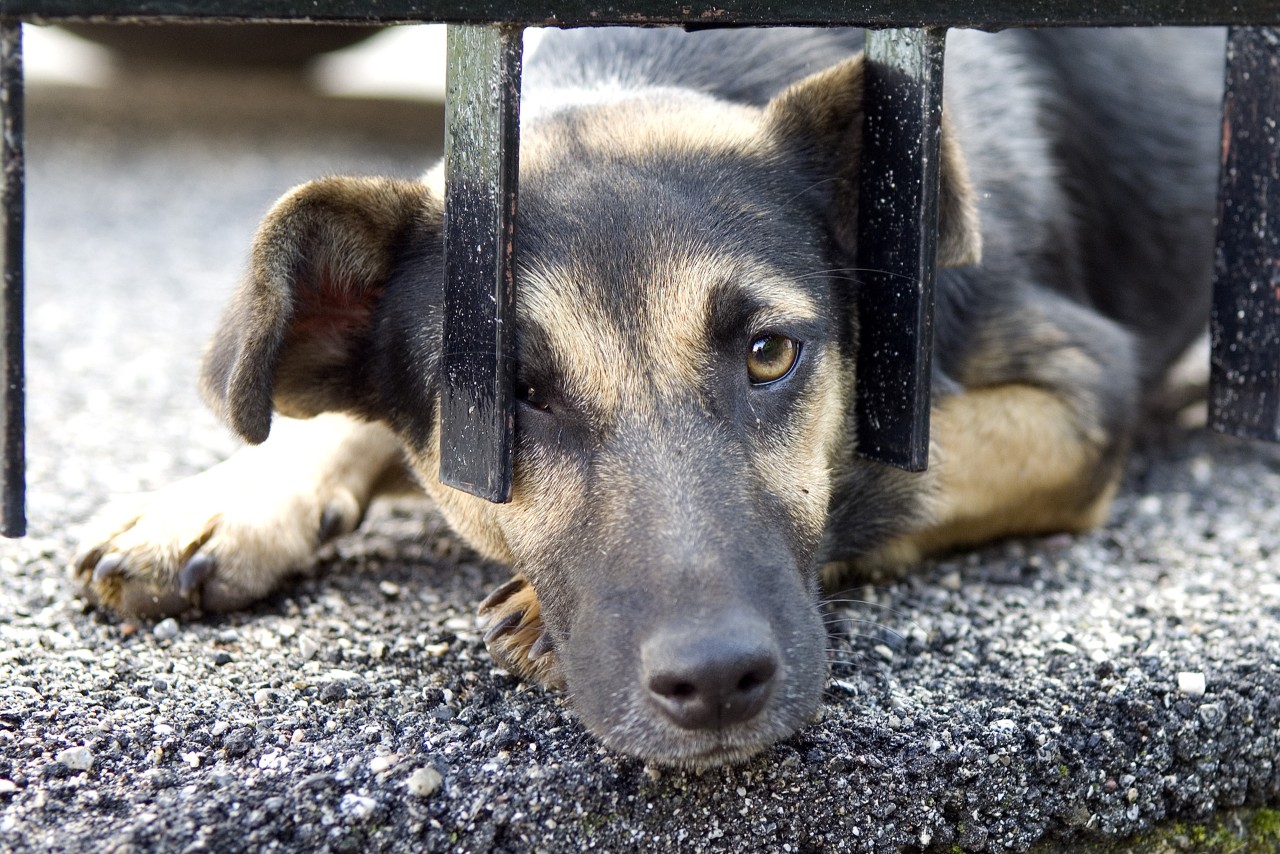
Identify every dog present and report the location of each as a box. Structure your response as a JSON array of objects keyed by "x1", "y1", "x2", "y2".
[{"x1": 73, "y1": 26, "x2": 1225, "y2": 768}]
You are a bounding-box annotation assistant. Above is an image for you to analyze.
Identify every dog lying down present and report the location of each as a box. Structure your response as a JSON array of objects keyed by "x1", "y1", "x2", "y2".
[{"x1": 74, "y1": 27, "x2": 1224, "y2": 768}]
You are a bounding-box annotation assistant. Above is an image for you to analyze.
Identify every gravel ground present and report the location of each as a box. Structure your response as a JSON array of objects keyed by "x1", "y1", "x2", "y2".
[{"x1": 1, "y1": 58, "x2": 1279, "y2": 854}]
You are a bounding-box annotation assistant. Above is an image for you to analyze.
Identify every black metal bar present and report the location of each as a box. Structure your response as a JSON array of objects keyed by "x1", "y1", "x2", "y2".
[
  {"x1": 440, "y1": 23, "x2": 521, "y2": 502},
  {"x1": 4, "y1": 1, "x2": 1280, "y2": 27},
  {"x1": 1, "y1": 19, "x2": 23, "y2": 538},
  {"x1": 854, "y1": 27, "x2": 945, "y2": 472},
  {"x1": 1209, "y1": 27, "x2": 1280, "y2": 442}
]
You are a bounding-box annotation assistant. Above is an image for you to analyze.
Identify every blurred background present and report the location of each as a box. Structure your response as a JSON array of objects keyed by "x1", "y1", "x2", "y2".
[{"x1": 25, "y1": 21, "x2": 449, "y2": 98}]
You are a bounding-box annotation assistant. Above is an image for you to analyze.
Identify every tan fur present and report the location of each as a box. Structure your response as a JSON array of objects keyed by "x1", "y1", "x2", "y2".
[
  {"x1": 748, "y1": 344, "x2": 848, "y2": 543},
  {"x1": 872, "y1": 384, "x2": 1121, "y2": 565},
  {"x1": 74, "y1": 414, "x2": 407, "y2": 616},
  {"x1": 522, "y1": 96, "x2": 769, "y2": 167},
  {"x1": 519, "y1": 254, "x2": 821, "y2": 422},
  {"x1": 476, "y1": 574, "x2": 560, "y2": 687}
]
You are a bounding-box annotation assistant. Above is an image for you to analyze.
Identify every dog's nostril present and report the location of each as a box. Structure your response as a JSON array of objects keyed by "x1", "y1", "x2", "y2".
[
  {"x1": 662, "y1": 680, "x2": 697, "y2": 700},
  {"x1": 642, "y1": 623, "x2": 780, "y2": 731}
]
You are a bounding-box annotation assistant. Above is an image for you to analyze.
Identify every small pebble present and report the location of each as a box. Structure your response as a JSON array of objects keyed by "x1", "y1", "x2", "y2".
[
  {"x1": 940, "y1": 571, "x2": 963, "y2": 592},
  {"x1": 297, "y1": 635, "x2": 320, "y2": 661},
  {"x1": 56, "y1": 746, "x2": 94, "y2": 771},
  {"x1": 153, "y1": 619, "x2": 179, "y2": 641},
  {"x1": 1136, "y1": 495, "x2": 1162, "y2": 516},
  {"x1": 1189, "y1": 456, "x2": 1212, "y2": 485},
  {"x1": 406, "y1": 767, "x2": 443, "y2": 797},
  {"x1": 0, "y1": 779, "x2": 18, "y2": 795},
  {"x1": 340, "y1": 793, "x2": 378, "y2": 820},
  {"x1": 1177, "y1": 671, "x2": 1207, "y2": 697},
  {"x1": 378, "y1": 581, "x2": 401, "y2": 598},
  {"x1": 370, "y1": 754, "x2": 399, "y2": 774},
  {"x1": 369, "y1": 640, "x2": 387, "y2": 661},
  {"x1": 212, "y1": 651, "x2": 233, "y2": 666},
  {"x1": 320, "y1": 682, "x2": 348, "y2": 703}
]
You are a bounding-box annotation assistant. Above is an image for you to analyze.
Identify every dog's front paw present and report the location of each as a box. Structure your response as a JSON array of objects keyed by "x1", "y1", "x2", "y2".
[
  {"x1": 72, "y1": 462, "x2": 362, "y2": 618},
  {"x1": 478, "y1": 575, "x2": 563, "y2": 689}
]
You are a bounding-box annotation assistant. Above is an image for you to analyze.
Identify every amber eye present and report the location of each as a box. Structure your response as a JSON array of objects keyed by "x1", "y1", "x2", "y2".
[{"x1": 747, "y1": 335, "x2": 800, "y2": 385}]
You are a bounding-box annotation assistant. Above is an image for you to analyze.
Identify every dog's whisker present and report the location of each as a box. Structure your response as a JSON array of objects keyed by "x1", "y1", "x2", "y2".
[{"x1": 790, "y1": 266, "x2": 920, "y2": 284}]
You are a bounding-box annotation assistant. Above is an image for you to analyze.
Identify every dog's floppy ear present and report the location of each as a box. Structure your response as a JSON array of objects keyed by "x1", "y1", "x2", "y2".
[
  {"x1": 201, "y1": 176, "x2": 437, "y2": 444},
  {"x1": 765, "y1": 55, "x2": 982, "y2": 268}
]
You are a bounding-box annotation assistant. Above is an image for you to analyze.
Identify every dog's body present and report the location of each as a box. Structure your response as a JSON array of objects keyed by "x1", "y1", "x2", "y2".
[{"x1": 75, "y1": 27, "x2": 1225, "y2": 767}]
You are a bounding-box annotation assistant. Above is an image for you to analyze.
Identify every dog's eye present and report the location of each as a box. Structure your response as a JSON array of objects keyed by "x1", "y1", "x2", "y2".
[
  {"x1": 747, "y1": 335, "x2": 800, "y2": 385},
  {"x1": 518, "y1": 384, "x2": 552, "y2": 412}
]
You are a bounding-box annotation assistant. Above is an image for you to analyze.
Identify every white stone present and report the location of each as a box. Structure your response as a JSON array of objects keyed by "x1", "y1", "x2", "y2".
[
  {"x1": 56, "y1": 746, "x2": 93, "y2": 771},
  {"x1": 406, "y1": 767, "x2": 443, "y2": 797},
  {"x1": 1177, "y1": 671, "x2": 1207, "y2": 697}
]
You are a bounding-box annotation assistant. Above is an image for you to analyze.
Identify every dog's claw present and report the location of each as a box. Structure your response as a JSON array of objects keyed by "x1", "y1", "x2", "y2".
[
  {"x1": 92, "y1": 553, "x2": 126, "y2": 583},
  {"x1": 482, "y1": 609, "x2": 524, "y2": 644},
  {"x1": 528, "y1": 631, "x2": 555, "y2": 661},
  {"x1": 318, "y1": 507, "x2": 344, "y2": 544},
  {"x1": 178, "y1": 553, "x2": 216, "y2": 598},
  {"x1": 479, "y1": 576, "x2": 526, "y2": 613}
]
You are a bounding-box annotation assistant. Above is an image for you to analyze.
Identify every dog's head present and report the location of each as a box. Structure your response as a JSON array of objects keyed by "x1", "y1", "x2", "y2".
[{"x1": 202, "y1": 55, "x2": 980, "y2": 767}]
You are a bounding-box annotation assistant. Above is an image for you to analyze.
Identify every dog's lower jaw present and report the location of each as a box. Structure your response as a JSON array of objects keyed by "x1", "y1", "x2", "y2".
[{"x1": 583, "y1": 670, "x2": 826, "y2": 770}]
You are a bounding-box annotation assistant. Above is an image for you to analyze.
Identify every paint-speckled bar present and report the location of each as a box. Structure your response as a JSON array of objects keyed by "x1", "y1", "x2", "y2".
[
  {"x1": 0, "y1": 19, "x2": 23, "y2": 537},
  {"x1": 854, "y1": 28, "x2": 945, "y2": 472},
  {"x1": 440, "y1": 24, "x2": 522, "y2": 502},
  {"x1": 1210, "y1": 26, "x2": 1280, "y2": 443}
]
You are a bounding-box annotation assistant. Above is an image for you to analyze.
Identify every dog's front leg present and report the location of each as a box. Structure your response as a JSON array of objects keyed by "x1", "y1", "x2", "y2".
[{"x1": 73, "y1": 413, "x2": 407, "y2": 617}]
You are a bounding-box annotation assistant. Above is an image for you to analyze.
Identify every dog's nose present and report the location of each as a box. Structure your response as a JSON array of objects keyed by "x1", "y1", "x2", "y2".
[{"x1": 641, "y1": 615, "x2": 779, "y2": 730}]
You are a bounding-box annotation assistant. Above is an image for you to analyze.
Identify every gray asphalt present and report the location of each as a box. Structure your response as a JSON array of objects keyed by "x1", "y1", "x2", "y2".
[{"x1": 1, "y1": 54, "x2": 1279, "y2": 854}]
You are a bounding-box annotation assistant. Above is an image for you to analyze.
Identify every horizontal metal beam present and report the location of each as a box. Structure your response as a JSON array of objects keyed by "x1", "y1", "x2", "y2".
[{"x1": 3, "y1": 0, "x2": 1280, "y2": 27}]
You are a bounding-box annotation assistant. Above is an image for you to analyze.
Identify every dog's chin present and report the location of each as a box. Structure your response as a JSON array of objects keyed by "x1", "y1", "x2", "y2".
[{"x1": 565, "y1": 663, "x2": 827, "y2": 770}]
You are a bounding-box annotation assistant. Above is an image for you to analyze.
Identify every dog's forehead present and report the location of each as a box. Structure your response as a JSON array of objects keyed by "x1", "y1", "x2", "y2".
[
  {"x1": 520, "y1": 90, "x2": 768, "y2": 164},
  {"x1": 506, "y1": 93, "x2": 835, "y2": 415}
]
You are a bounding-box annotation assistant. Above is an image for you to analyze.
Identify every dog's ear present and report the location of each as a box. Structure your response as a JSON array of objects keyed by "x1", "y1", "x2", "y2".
[
  {"x1": 201, "y1": 176, "x2": 438, "y2": 444},
  {"x1": 765, "y1": 55, "x2": 982, "y2": 268}
]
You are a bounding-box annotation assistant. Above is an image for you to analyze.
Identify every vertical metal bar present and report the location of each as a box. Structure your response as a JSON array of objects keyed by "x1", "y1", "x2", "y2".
[
  {"x1": 1209, "y1": 26, "x2": 1280, "y2": 442},
  {"x1": 854, "y1": 27, "x2": 946, "y2": 471},
  {"x1": 1, "y1": 19, "x2": 24, "y2": 537},
  {"x1": 441, "y1": 24, "x2": 522, "y2": 502}
]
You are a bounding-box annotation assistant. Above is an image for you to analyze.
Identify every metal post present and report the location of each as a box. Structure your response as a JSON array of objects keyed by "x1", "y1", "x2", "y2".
[
  {"x1": 1, "y1": 18, "x2": 24, "y2": 537},
  {"x1": 1209, "y1": 26, "x2": 1280, "y2": 441},
  {"x1": 854, "y1": 27, "x2": 946, "y2": 471},
  {"x1": 441, "y1": 24, "x2": 522, "y2": 502}
]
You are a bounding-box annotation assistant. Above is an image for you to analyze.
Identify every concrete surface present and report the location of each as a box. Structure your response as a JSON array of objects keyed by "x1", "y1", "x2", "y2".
[{"x1": 1, "y1": 40, "x2": 1279, "y2": 854}]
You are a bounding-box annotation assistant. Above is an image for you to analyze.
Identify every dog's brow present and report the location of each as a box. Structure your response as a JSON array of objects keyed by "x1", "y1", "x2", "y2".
[{"x1": 739, "y1": 277, "x2": 821, "y2": 324}]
